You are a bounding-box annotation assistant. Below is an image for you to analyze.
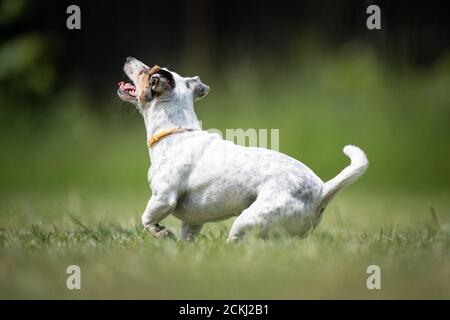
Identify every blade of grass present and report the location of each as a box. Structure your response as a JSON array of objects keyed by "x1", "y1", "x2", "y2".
[
  {"x1": 430, "y1": 206, "x2": 440, "y2": 229},
  {"x1": 68, "y1": 214, "x2": 99, "y2": 241}
]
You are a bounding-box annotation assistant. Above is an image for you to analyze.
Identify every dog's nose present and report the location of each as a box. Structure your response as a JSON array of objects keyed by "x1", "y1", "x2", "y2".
[
  {"x1": 126, "y1": 56, "x2": 135, "y2": 63},
  {"x1": 200, "y1": 84, "x2": 210, "y2": 96}
]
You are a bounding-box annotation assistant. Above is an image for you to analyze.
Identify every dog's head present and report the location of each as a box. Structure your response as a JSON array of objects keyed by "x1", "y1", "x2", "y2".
[{"x1": 117, "y1": 57, "x2": 209, "y2": 109}]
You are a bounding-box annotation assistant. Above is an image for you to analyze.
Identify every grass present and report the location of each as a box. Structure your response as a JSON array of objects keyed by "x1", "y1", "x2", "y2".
[
  {"x1": 0, "y1": 189, "x2": 449, "y2": 299},
  {"x1": 0, "y1": 45, "x2": 449, "y2": 299}
]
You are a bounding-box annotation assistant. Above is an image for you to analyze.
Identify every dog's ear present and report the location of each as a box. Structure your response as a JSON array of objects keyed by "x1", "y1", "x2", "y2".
[
  {"x1": 186, "y1": 76, "x2": 209, "y2": 101},
  {"x1": 149, "y1": 73, "x2": 170, "y2": 94},
  {"x1": 149, "y1": 69, "x2": 175, "y2": 94}
]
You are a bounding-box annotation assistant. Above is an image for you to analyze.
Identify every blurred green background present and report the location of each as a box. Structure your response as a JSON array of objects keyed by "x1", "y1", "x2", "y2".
[{"x1": 0, "y1": 0, "x2": 449, "y2": 299}]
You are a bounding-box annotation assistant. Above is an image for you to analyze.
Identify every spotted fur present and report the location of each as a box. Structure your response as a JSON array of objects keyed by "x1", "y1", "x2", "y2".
[{"x1": 118, "y1": 57, "x2": 369, "y2": 241}]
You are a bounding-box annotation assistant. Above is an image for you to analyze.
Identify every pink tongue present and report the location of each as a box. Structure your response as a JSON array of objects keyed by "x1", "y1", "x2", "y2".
[{"x1": 118, "y1": 81, "x2": 136, "y2": 91}]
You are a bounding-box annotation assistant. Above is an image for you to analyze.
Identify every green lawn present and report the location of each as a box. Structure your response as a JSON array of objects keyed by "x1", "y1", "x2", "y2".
[{"x1": 1, "y1": 189, "x2": 449, "y2": 299}]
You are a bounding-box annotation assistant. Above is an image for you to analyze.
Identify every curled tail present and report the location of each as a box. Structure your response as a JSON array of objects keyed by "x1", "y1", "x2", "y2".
[{"x1": 319, "y1": 145, "x2": 368, "y2": 209}]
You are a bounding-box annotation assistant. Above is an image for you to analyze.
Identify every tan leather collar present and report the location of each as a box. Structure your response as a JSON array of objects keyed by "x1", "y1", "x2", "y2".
[{"x1": 147, "y1": 128, "x2": 190, "y2": 148}]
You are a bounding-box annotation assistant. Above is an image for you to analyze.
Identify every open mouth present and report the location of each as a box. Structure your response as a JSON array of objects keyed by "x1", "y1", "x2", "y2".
[{"x1": 117, "y1": 81, "x2": 137, "y2": 98}]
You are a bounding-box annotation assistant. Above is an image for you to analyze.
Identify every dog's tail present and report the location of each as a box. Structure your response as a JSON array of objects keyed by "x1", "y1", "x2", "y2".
[{"x1": 318, "y1": 145, "x2": 368, "y2": 210}]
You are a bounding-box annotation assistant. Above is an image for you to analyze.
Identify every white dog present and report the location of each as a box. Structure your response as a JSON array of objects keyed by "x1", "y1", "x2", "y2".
[{"x1": 117, "y1": 57, "x2": 368, "y2": 241}]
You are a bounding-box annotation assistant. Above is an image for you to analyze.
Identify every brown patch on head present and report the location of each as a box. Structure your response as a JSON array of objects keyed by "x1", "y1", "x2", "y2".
[
  {"x1": 138, "y1": 71, "x2": 150, "y2": 103},
  {"x1": 149, "y1": 65, "x2": 161, "y2": 75},
  {"x1": 137, "y1": 65, "x2": 162, "y2": 103},
  {"x1": 137, "y1": 65, "x2": 176, "y2": 103}
]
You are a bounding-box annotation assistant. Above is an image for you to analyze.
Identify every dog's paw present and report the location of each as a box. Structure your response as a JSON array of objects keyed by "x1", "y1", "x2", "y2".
[
  {"x1": 155, "y1": 228, "x2": 176, "y2": 240},
  {"x1": 146, "y1": 224, "x2": 176, "y2": 240}
]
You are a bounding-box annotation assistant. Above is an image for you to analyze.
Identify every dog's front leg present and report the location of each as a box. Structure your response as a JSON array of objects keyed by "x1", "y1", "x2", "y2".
[{"x1": 141, "y1": 193, "x2": 177, "y2": 239}]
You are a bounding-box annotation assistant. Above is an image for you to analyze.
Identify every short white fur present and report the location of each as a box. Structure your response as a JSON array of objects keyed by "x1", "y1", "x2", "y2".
[{"x1": 118, "y1": 57, "x2": 369, "y2": 241}]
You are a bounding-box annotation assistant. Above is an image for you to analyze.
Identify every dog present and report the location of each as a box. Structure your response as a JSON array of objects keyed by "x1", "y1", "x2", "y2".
[{"x1": 117, "y1": 57, "x2": 368, "y2": 241}]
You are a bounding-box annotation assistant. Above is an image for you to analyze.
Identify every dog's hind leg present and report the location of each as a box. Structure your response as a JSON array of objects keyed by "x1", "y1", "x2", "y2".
[
  {"x1": 180, "y1": 222, "x2": 204, "y2": 241},
  {"x1": 227, "y1": 182, "x2": 307, "y2": 242},
  {"x1": 227, "y1": 192, "x2": 276, "y2": 242},
  {"x1": 227, "y1": 207, "x2": 267, "y2": 242}
]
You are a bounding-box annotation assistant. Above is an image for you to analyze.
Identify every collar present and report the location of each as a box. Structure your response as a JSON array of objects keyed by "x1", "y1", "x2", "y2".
[{"x1": 147, "y1": 127, "x2": 193, "y2": 148}]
